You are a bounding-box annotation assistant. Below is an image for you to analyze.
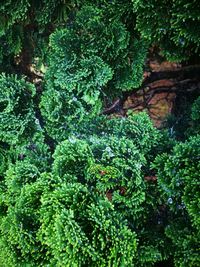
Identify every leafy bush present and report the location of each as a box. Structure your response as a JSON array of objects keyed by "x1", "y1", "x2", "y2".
[
  {"x1": 0, "y1": 0, "x2": 78, "y2": 70},
  {"x1": 0, "y1": 1, "x2": 200, "y2": 266},
  {"x1": 0, "y1": 112, "x2": 172, "y2": 266},
  {"x1": 40, "y1": 4, "x2": 148, "y2": 141},
  {"x1": 0, "y1": 163, "x2": 46, "y2": 266},
  {"x1": 39, "y1": 178, "x2": 137, "y2": 267},
  {"x1": 153, "y1": 135, "x2": 200, "y2": 266},
  {"x1": 133, "y1": 0, "x2": 200, "y2": 61},
  {"x1": 0, "y1": 73, "x2": 37, "y2": 145}
]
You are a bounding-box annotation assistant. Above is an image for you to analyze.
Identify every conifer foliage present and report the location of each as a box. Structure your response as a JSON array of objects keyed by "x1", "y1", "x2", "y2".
[
  {"x1": 40, "y1": 4, "x2": 148, "y2": 141},
  {"x1": 154, "y1": 135, "x2": 200, "y2": 267},
  {"x1": 132, "y1": 0, "x2": 200, "y2": 61},
  {"x1": 0, "y1": 73, "x2": 36, "y2": 145},
  {"x1": 0, "y1": 1, "x2": 200, "y2": 266}
]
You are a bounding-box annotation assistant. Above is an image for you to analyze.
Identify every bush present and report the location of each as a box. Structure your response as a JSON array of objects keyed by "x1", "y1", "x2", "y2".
[
  {"x1": 39, "y1": 179, "x2": 137, "y2": 266},
  {"x1": 40, "y1": 4, "x2": 148, "y2": 141},
  {"x1": 133, "y1": 0, "x2": 200, "y2": 61},
  {"x1": 0, "y1": 73, "x2": 37, "y2": 145},
  {"x1": 0, "y1": 1, "x2": 200, "y2": 266},
  {"x1": 0, "y1": 112, "x2": 172, "y2": 266},
  {"x1": 153, "y1": 135, "x2": 200, "y2": 266}
]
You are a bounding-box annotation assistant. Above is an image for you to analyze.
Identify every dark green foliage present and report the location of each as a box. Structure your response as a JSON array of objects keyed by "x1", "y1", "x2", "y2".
[
  {"x1": 154, "y1": 135, "x2": 200, "y2": 229},
  {"x1": 133, "y1": 0, "x2": 200, "y2": 61},
  {"x1": 0, "y1": 145, "x2": 8, "y2": 177},
  {"x1": 0, "y1": 73, "x2": 36, "y2": 145},
  {"x1": 0, "y1": 74, "x2": 51, "y2": 174},
  {"x1": 11, "y1": 132, "x2": 51, "y2": 172},
  {"x1": 190, "y1": 96, "x2": 200, "y2": 135},
  {"x1": 40, "y1": 4, "x2": 148, "y2": 141},
  {"x1": 191, "y1": 97, "x2": 200, "y2": 121},
  {"x1": 0, "y1": 1, "x2": 200, "y2": 266},
  {"x1": 153, "y1": 135, "x2": 200, "y2": 266},
  {"x1": 1, "y1": 0, "x2": 200, "y2": 74},
  {"x1": 0, "y1": 0, "x2": 77, "y2": 35},
  {"x1": 0, "y1": 0, "x2": 78, "y2": 71},
  {"x1": 165, "y1": 95, "x2": 200, "y2": 140}
]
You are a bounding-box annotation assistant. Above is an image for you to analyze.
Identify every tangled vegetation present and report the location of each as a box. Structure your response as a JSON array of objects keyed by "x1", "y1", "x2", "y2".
[{"x1": 0, "y1": 1, "x2": 199, "y2": 266}]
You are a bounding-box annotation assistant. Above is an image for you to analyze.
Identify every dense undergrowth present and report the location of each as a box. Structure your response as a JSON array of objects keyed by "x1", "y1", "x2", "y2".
[{"x1": 0, "y1": 1, "x2": 200, "y2": 266}]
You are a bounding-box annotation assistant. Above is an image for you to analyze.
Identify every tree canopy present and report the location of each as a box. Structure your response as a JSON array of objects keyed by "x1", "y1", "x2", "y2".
[{"x1": 0, "y1": 1, "x2": 199, "y2": 266}]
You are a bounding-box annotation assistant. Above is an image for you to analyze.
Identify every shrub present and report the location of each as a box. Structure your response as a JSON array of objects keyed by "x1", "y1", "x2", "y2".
[
  {"x1": 133, "y1": 0, "x2": 200, "y2": 61},
  {"x1": 0, "y1": 0, "x2": 78, "y2": 71},
  {"x1": 40, "y1": 4, "x2": 148, "y2": 141},
  {"x1": 153, "y1": 135, "x2": 200, "y2": 266},
  {"x1": 0, "y1": 164, "x2": 48, "y2": 266},
  {"x1": 0, "y1": 1, "x2": 199, "y2": 266},
  {"x1": 49, "y1": 112, "x2": 171, "y2": 266},
  {"x1": 38, "y1": 180, "x2": 137, "y2": 267},
  {"x1": 0, "y1": 112, "x2": 171, "y2": 266},
  {"x1": 0, "y1": 73, "x2": 37, "y2": 145}
]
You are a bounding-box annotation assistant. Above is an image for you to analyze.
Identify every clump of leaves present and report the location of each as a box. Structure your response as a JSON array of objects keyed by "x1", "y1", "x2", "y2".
[
  {"x1": 40, "y1": 4, "x2": 148, "y2": 141},
  {"x1": 0, "y1": 73, "x2": 37, "y2": 145},
  {"x1": 153, "y1": 135, "x2": 200, "y2": 267}
]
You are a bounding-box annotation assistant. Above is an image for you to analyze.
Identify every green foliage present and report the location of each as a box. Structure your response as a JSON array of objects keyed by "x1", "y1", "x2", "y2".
[
  {"x1": 49, "y1": 112, "x2": 171, "y2": 266},
  {"x1": 0, "y1": 144, "x2": 9, "y2": 177},
  {"x1": 40, "y1": 4, "x2": 148, "y2": 141},
  {"x1": 53, "y1": 139, "x2": 93, "y2": 177},
  {"x1": 191, "y1": 96, "x2": 200, "y2": 121},
  {"x1": 165, "y1": 221, "x2": 200, "y2": 267},
  {"x1": 0, "y1": 0, "x2": 78, "y2": 69},
  {"x1": 165, "y1": 95, "x2": 200, "y2": 140},
  {"x1": 0, "y1": 0, "x2": 78, "y2": 34},
  {"x1": 0, "y1": 164, "x2": 47, "y2": 266},
  {"x1": 190, "y1": 96, "x2": 200, "y2": 135},
  {"x1": 0, "y1": 72, "x2": 50, "y2": 179},
  {"x1": 153, "y1": 135, "x2": 200, "y2": 266},
  {"x1": 0, "y1": 112, "x2": 171, "y2": 266},
  {"x1": 0, "y1": 73, "x2": 37, "y2": 145},
  {"x1": 1, "y1": 0, "x2": 200, "y2": 74},
  {"x1": 39, "y1": 180, "x2": 137, "y2": 267},
  {"x1": 132, "y1": 0, "x2": 200, "y2": 61},
  {"x1": 0, "y1": 1, "x2": 200, "y2": 266},
  {"x1": 0, "y1": 107, "x2": 199, "y2": 266},
  {"x1": 10, "y1": 132, "x2": 51, "y2": 172}
]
